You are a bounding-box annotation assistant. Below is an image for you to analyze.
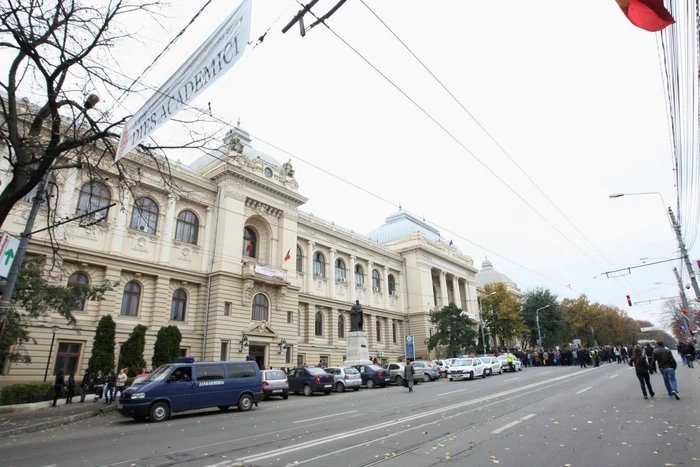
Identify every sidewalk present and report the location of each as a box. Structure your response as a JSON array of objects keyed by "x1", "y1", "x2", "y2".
[{"x1": 0, "y1": 396, "x2": 117, "y2": 438}]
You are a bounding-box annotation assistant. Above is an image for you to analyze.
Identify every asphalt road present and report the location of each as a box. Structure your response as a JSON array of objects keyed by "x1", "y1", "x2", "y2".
[{"x1": 3, "y1": 362, "x2": 699, "y2": 467}]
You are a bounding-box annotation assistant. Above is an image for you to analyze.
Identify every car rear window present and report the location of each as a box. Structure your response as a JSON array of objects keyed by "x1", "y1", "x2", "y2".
[
  {"x1": 264, "y1": 370, "x2": 286, "y2": 380},
  {"x1": 306, "y1": 368, "x2": 327, "y2": 375},
  {"x1": 368, "y1": 365, "x2": 384, "y2": 371},
  {"x1": 345, "y1": 367, "x2": 359, "y2": 374}
]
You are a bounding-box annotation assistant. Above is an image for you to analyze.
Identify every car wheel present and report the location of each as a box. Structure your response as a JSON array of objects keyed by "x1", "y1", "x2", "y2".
[
  {"x1": 336, "y1": 382, "x2": 345, "y2": 393},
  {"x1": 282, "y1": 392, "x2": 289, "y2": 400},
  {"x1": 518, "y1": 367, "x2": 522, "y2": 371},
  {"x1": 482, "y1": 370, "x2": 487, "y2": 379},
  {"x1": 303, "y1": 384, "x2": 313, "y2": 396},
  {"x1": 148, "y1": 402, "x2": 169, "y2": 422},
  {"x1": 499, "y1": 369, "x2": 502, "y2": 374},
  {"x1": 238, "y1": 394, "x2": 253, "y2": 412},
  {"x1": 366, "y1": 379, "x2": 376, "y2": 389},
  {"x1": 468, "y1": 371, "x2": 474, "y2": 381},
  {"x1": 218, "y1": 405, "x2": 230, "y2": 411},
  {"x1": 352, "y1": 387, "x2": 360, "y2": 391},
  {"x1": 395, "y1": 375, "x2": 403, "y2": 386},
  {"x1": 423, "y1": 374, "x2": 430, "y2": 383}
]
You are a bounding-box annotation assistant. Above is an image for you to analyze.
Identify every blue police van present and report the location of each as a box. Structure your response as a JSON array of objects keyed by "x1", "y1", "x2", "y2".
[{"x1": 117, "y1": 359, "x2": 264, "y2": 422}]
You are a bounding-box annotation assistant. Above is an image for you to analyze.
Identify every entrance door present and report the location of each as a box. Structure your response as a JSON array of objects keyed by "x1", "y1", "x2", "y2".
[{"x1": 249, "y1": 345, "x2": 266, "y2": 369}]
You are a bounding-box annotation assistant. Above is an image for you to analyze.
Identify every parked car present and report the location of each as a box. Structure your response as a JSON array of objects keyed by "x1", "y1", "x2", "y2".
[
  {"x1": 497, "y1": 355, "x2": 523, "y2": 372},
  {"x1": 287, "y1": 367, "x2": 335, "y2": 396},
  {"x1": 433, "y1": 360, "x2": 448, "y2": 378},
  {"x1": 447, "y1": 357, "x2": 487, "y2": 381},
  {"x1": 385, "y1": 362, "x2": 424, "y2": 386},
  {"x1": 117, "y1": 361, "x2": 263, "y2": 422},
  {"x1": 324, "y1": 367, "x2": 362, "y2": 392},
  {"x1": 261, "y1": 369, "x2": 289, "y2": 399},
  {"x1": 482, "y1": 357, "x2": 503, "y2": 376},
  {"x1": 352, "y1": 364, "x2": 391, "y2": 388},
  {"x1": 412, "y1": 361, "x2": 439, "y2": 382}
]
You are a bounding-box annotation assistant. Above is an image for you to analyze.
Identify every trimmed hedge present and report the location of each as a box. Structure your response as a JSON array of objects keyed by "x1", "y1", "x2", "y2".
[{"x1": 0, "y1": 382, "x2": 56, "y2": 405}]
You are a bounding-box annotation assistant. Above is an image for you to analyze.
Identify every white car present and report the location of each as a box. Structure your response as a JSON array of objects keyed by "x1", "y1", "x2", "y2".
[
  {"x1": 497, "y1": 355, "x2": 523, "y2": 372},
  {"x1": 482, "y1": 357, "x2": 502, "y2": 376},
  {"x1": 447, "y1": 358, "x2": 487, "y2": 381}
]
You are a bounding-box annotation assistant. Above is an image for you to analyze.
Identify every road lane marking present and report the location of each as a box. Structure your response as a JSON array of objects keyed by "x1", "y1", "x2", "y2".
[
  {"x1": 236, "y1": 367, "x2": 603, "y2": 464},
  {"x1": 293, "y1": 410, "x2": 358, "y2": 424},
  {"x1": 609, "y1": 374, "x2": 618, "y2": 379},
  {"x1": 491, "y1": 413, "x2": 537, "y2": 434},
  {"x1": 541, "y1": 371, "x2": 552, "y2": 375},
  {"x1": 438, "y1": 389, "x2": 468, "y2": 396},
  {"x1": 575, "y1": 386, "x2": 593, "y2": 395},
  {"x1": 504, "y1": 378, "x2": 520, "y2": 382}
]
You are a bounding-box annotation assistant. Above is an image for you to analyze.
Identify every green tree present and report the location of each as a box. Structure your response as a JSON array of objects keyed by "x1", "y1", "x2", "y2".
[
  {"x1": 522, "y1": 287, "x2": 563, "y2": 347},
  {"x1": 152, "y1": 326, "x2": 182, "y2": 367},
  {"x1": 428, "y1": 303, "x2": 479, "y2": 357},
  {"x1": 118, "y1": 325, "x2": 147, "y2": 376},
  {"x1": 0, "y1": 256, "x2": 110, "y2": 365},
  {"x1": 87, "y1": 315, "x2": 116, "y2": 375},
  {"x1": 480, "y1": 283, "x2": 527, "y2": 348}
]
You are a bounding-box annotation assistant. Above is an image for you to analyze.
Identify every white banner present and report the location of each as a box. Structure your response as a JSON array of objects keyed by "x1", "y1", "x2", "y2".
[
  {"x1": 640, "y1": 326, "x2": 663, "y2": 332},
  {"x1": 255, "y1": 264, "x2": 284, "y2": 280},
  {"x1": 115, "y1": 0, "x2": 252, "y2": 162}
]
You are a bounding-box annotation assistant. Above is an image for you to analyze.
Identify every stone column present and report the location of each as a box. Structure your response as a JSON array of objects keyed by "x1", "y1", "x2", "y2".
[
  {"x1": 453, "y1": 276, "x2": 462, "y2": 310},
  {"x1": 398, "y1": 271, "x2": 405, "y2": 313},
  {"x1": 58, "y1": 167, "x2": 79, "y2": 219},
  {"x1": 99, "y1": 266, "x2": 122, "y2": 323},
  {"x1": 367, "y1": 260, "x2": 373, "y2": 305},
  {"x1": 439, "y1": 271, "x2": 448, "y2": 307},
  {"x1": 382, "y1": 266, "x2": 390, "y2": 309},
  {"x1": 349, "y1": 255, "x2": 356, "y2": 303},
  {"x1": 152, "y1": 275, "x2": 171, "y2": 328},
  {"x1": 328, "y1": 248, "x2": 336, "y2": 300},
  {"x1": 328, "y1": 307, "x2": 336, "y2": 345},
  {"x1": 200, "y1": 206, "x2": 214, "y2": 271},
  {"x1": 306, "y1": 241, "x2": 315, "y2": 294},
  {"x1": 109, "y1": 188, "x2": 131, "y2": 255},
  {"x1": 159, "y1": 194, "x2": 177, "y2": 264}
]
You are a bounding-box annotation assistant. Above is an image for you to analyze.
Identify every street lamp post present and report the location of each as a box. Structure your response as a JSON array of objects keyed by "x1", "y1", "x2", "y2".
[
  {"x1": 535, "y1": 305, "x2": 550, "y2": 349},
  {"x1": 43, "y1": 325, "x2": 60, "y2": 382},
  {"x1": 478, "y1": 292, "x2": 496, "y2": 355}
]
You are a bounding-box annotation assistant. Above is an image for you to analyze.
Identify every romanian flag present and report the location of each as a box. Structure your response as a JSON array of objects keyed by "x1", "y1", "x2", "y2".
[
  {"x1": 616, "y1": 0, "x2": 675, "y2": 32},
  {"x1": 246, "y1": 241, "x2": 253, "y2": 252},
  {"x1": 284, "y1": 249, "x2": 291, "y2": 262}
]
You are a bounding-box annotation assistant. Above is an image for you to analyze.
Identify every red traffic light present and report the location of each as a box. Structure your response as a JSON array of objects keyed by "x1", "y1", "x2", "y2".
[{"x1": 626, "y1": 295, "x2": 632, "y2": 307}]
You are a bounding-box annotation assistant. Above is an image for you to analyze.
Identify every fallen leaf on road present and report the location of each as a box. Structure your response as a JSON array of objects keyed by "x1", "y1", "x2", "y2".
[
  {"x1": 559, "y1": 444, "x2": 566, "y2": 448},
  {"x1": 572, "y1": 428, "x2": 578, "y2": 432}
]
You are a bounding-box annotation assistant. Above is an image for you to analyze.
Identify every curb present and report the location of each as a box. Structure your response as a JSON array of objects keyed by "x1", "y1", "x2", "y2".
[{"x1": 0, "y1": 405, "x2": 117, "y2": 438}]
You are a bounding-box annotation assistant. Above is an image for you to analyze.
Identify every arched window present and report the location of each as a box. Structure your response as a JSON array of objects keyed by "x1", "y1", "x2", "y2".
[
  {"x1": 393, "y1": 323, "x2": 398, "y2": 344},
  {"x1": 120, "y1": 281, "x2": 141, "y2": 317},
  {"x1": 335, "y1": 258, "x2": 346, "y2": 282},
  {"x1": 251, "y1": 294, "x2": 269, "y2": 321},
  {"x1": 315, "y1": 311, "x2": 323, "y2": 336},
  {"x1": 313, "y1": 252, "x2": 325, "y2": 277},
  {"x1": 243, "y1": 227, "x2": 256, "y2": 258},
  {"x1": 130, "y1": 197, "x2": 159, "y2": 234},
  {"x1": 76, "y1": 182, "x2": 111, "y2": 219},
  {"x1": 67, "y1": 272, "x2": 89, "y2": 311},
  {"x1": 338, "y1": 315, "x2": 345, "y2": 338},
  {"x1": 175, "y1": 210, "x2": 199, "y2": 244},
  {"x1": 296, "y1": 245, "x2": 303, "y2": 272},
  {"x1": 376, "y1": 320, "x2": 382, "y2": 342},
  {"x1": 372, "y1": 269, "x2": 381, "y2": 291},
  {"x1": 170, "y1": 289, "x2": 187, "y2": 321},
  {"x1": 388, "y1": 274, "x2": 396, "y2": 295},
  {"x1": 355, "y1": 265, "x2": 364, "y2": 287}
]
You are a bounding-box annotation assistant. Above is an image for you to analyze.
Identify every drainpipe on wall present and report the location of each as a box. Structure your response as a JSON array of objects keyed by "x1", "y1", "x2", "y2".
[
  {"x1": 402, "y1": 256, "x2": 411, "y2": 362},
  {"x1": 202, "y1": 186, "x2": 222, "y2": 361}
]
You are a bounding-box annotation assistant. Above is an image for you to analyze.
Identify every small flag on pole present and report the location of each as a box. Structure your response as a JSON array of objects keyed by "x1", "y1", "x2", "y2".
[
  {"x1": 284, "y1": 249, "x2": 291, "y2": 261},
  {"x1": 615, "y1": 0, "x2": 675, "y2": 32}
]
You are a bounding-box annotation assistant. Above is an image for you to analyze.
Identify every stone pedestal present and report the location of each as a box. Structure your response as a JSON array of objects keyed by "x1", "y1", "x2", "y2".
[{"x1": 343, "y1": 331, "x2": 372, "y2": 367}]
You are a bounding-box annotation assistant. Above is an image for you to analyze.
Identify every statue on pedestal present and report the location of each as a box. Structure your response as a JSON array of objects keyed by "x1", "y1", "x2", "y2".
[{"x1": 350, "y1": 300, "x2": 364, "y2": 332}]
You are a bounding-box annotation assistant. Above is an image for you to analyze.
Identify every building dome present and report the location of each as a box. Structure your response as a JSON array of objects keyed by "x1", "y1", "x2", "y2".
[
  {"x1": 367, "y1": 211, "x2": 441, "y2": 243},
  {"x1": 476, "y1": 257, "x2": 516, "y2": 288}
]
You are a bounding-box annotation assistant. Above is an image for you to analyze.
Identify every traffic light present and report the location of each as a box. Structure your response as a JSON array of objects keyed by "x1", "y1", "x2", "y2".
[{"x1": 626, "y1": 295, "x2": 632, "y2": 307}]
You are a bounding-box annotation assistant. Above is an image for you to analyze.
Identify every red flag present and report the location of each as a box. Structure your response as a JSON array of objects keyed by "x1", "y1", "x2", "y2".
[
  {"x1": 682, "y1": 309, "x2": 689, "y2": 315},
  {"x1": 246, "y1": 241, "x2": 253, "y2": 252},
  {"x1": 616, "y1": 0, "x2": 675, "y2": 32},
  {"x1": 284, "y1": 249, "x2": 291, "y2": 262}
]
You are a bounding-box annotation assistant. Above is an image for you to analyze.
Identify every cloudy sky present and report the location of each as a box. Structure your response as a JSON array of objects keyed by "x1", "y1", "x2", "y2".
[{"x1": 17, "y1": 1, "x2": 694, "y2": 328}]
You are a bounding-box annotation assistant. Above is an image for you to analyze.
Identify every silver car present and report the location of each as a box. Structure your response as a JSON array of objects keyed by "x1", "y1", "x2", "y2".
[
  {"x1": 261, "y1": 369, "x2": 289, "y2": 400},
  {"x1": 324, "y1": 367, "x2": 362, "y2": 392},
  {"x1": 412, "y1": 361, "x2": 439, "y2": 382},
  {"x1": 482, "y1": 356, "x2": 503, "y2": 376},
  {"x1": 386, "y1": 362, "x2": 425, "y2": 386}
]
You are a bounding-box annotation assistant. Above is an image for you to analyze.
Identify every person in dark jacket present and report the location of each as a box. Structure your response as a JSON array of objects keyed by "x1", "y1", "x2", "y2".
[
  {"x1": 405, "y1": 361, "x2": 415, "y2": 392},
  {"x1": 52, "y1": 369, "x2": 65, "y2": 407},
  {"x1": 104, "y1": 370, "x2": 116, "y2": 404},
  {"x1": 79, "y1": 370, "x2": 89, "y2": 403},
  {"x1": 653, "y1": 341, "x2": 680, "y2": 399},
  {"x1": 66, "y1": 371, "x2": 76, "y2": 403},
  {"x1": 644, "y1": 344, "x2": 656, "y2": 374},
  {"x1": 630, "y1": 348, "x2": 654, "y2": 399}
]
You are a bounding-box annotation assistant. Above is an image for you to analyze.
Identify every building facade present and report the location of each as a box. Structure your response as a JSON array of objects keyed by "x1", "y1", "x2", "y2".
[{"x1": 0, "y1": 126, "x2": 481, "y2": 383}]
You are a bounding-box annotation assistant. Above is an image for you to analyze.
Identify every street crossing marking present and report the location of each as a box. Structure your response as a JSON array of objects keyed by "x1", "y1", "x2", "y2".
[
  {"x1": 438, "y1": 389, "x2": 468, "y2": 396},
  {"x1": 491, "y1": 413, "x2": 536, "y2": 434},
  {"x1": 609, "y1": 374, "x2": 618, "y2": 379},
  {"x1": 293, "y1": 410, "x2": 358, "y2": 424},
  {"x1": 503, "y1": 377, "x2": 520, "y2": 382},
  {"x1": 575, "y1": 386, "x2": 593, "y2": 394}
]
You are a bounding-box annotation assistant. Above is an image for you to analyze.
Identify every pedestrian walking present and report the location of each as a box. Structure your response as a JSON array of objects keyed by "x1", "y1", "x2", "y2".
[
  {"x1": 104, "y1": 369, "x2": 116, "y2": 404},
  {"x1": 653, "y1": 341, "x2": 680, "y2": 400},
  {"x1": 79, "y1": 370, "x2": 89, "y2": 403},
  {"x1": 405, "y1": 360, "x2": 415, "y2": 392},
  {"x1": 52, "y1": 369, "x2": 65, "y2": 407},
  {"x1": 685, "y1": 341, "x2": 696, "y2": 369},
  {"x1": 630, "y1": 348, "x2": 654, "y2": 399},
  {"x1": 66, "y1": 371, "x2": 76, "y2": 403},
  {"x1": 93, "y1": 370, "x2": 105, "y2": 402}
]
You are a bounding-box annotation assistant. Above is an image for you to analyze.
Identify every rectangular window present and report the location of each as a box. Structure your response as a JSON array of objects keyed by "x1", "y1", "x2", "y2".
[
  {"x1": 287, "y1": 311, "x2": 293, "y2": 324},
  {"x1": 319, "y1": 355, "x2": 329, "y2": 367},
  {"x1": 224, "y1": 302, "x2": 231, "y2": 316},
  {"x1": 53, "y1": 342, "x2": 82, "y2": 376},
  {"x1": 297, "y1": 354, "x2": 305, "y2": 367},
  {"x1": 220, "y1": 342, "x2": 229, "y2": 362},
  {"x1": 226, "y1": 363, "x2": 256, "y2": 378},
  {"x1": 179, "y1": 348, "x2": 188, "y2": 357},
  {"x1": 285, "y1": 346, "x2": 291, "y2": 364},
  {"x1": 196, "y1": 364, "x2": 225, "y2": 381}
]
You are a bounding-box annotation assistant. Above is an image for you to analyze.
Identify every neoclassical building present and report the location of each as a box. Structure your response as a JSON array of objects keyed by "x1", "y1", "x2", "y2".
[{"x1": 0, "y1": 125, "x2": 480, "y2": 382}]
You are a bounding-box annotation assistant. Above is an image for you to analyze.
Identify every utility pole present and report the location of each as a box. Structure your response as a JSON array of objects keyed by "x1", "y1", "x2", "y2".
[
  {"x1": 281, "y1": 0, "x2": 347, "y2": 37},
  {"x1": 668, "y1": 208, "x2": 700, "y2": 301},
  {"x1": 673, "y1": 267, "x2": 694, "y2": 336}
]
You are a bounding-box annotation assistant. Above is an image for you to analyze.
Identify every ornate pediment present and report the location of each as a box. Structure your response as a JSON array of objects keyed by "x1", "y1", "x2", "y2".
[
  {"x1": 242, "y1": 278, "x2": 288, "y2": 310},
  {"x1": 245, "y1": 320, "x2": 278, "y2": 338}
]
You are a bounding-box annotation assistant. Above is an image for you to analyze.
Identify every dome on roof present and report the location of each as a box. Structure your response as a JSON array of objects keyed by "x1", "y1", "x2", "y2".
[
  {"x1": 367, "y1": 211, "x2": 441, "y2": 243},
  {"x1": 476, "y1": 257, "x2": 516, "y2": 288}
]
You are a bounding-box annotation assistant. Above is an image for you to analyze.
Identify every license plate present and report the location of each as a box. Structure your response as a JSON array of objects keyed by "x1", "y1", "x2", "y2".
[
  {"x1": 116, "y1": 404, "x2": 122, "y2": 409},
  {"x1": 272, "y1": 389, "x2": 282, "y2": 393},
  {"x1": 384, "y1": 378, "x2": 390, "y2": 382},
  {"x1": 324, "y1": 384, "x2": 332, "y2": 388}
]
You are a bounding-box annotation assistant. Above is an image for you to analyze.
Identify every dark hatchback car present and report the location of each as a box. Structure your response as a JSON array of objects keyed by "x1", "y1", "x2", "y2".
[
  {"x1": 287, "y1": 367, "x2": 335, "y2": 396},
  {"x1": 352, "y1": 364, "x2": 391, "y2": 388}
]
